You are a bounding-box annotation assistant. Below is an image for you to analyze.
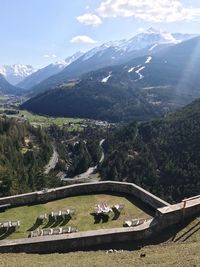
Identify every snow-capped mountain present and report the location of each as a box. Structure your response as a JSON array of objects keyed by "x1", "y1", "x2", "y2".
[
  {"x1": 65, "y1": 51, "x2": 84, "y2": 66},
  {"x1": 117, "y1": 27, "x2": 178, "y2": 51},
  {"x1": 29, "y1": 28, "x2": 196, "y2": 96},
  {"x1": 80, "y1": 27, "x2": 194, "y2": 62},
  {"x1": 18, "y1": 51, "x2": 84, "y2": 90},
  {"x1": 0, "y1": 64, "x2": 37, "y2": 85}
]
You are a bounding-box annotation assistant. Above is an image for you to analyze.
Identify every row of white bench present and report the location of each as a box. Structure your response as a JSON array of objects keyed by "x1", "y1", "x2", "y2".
[
  {"x1": 29, "y1": 226, "x2": 78, "y2": 238},
  {"x1": 0, "y1": 220, "x2": 20, "y2": 230},
  {"x1": 37, "y1": 209, "x2": 76, "y2": 222}
]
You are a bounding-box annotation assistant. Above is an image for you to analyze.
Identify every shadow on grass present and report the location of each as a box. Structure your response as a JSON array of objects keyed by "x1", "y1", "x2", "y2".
[
  {"x1": 173, "y1": 219, "x2": 200, "y2": 242},
  {"x1": 51, "y1": 217, "x2": 63, "y2": 228},
  {"x1": 102, "y1": 214, "x2": 109, "y2": 223},
  {"x1": 91, "y1": 212, "x2": 110, "y2": 224},
  {"x1": 27, "y1": 219, "x2": 43, "y2": 231},
  {"x1": 112, "y1": 209, "x2": 120, "y2": 221},
  {"x1": 90, "y1": 213, "x2": 101, "y2": 224},
  {"x1": 0, "y1": 228, "x2": 15, "y2": 240},
  {"x1": 60, "y1": 216, "x2": 71, "y2": 226},
  {"x1": 42, "y1": 216, "x2": 55, "y2": 229},
  {"x1": 182, "y1": 225, "x2": 200, "y2": 242}
]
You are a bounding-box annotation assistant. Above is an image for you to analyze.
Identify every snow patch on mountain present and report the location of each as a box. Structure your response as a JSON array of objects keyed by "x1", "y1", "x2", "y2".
[
  {"x1": 102, "y1": 72, "x2": 112, "y2": 83},
  {"x1": 135, "y1": 66, "x2": 146, "y2": 81},
  {"x1": 145, "y1": 56, "x2": 152, "y2": 64},
  {"x1": 149, "y1": 44, "x2": 158, "y2": 51},
  {"x1": 128, "y1": 67, "x2": 136, "y2": 73}
]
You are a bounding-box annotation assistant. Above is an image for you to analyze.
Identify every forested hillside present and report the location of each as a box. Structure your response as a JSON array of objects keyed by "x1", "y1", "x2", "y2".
[
  {"x1": 21, "y1": 80, "x2": 168, "y2": 122},
  {"x1": 99, "y1": 99, "x2": 200, "y2": 202},
  {"x1": 0, "y1": 117, "x2": 53, "y2": 197}
]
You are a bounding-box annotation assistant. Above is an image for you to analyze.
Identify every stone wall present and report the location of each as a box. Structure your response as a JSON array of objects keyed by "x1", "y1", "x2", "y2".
[
  {"x1": 0, "y1": 220, "x2": 156, "y2": 253},
  {"x1": 0, "y1": 182, "x2": 200, "y2": 253},
  {"x1": 0, "y1": 181, "x2": 169, "y2": 209},
  {"x1": 156, "y1": 196, "x2": 200, "y2": 229}
]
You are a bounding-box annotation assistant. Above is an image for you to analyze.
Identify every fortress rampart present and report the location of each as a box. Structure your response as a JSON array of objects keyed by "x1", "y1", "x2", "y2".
[{"x1": 0, "y1": 181, "x2": 199, "y2": 253}]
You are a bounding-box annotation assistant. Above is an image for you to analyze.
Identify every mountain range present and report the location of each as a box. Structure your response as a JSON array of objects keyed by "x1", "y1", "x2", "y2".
[
  {"x1": 17, "y1": 51, "x2": 84, "y2": 90},
  {"x1": 1, "y1": 28, "x2": 200, "y2": 124},
  {"x1": 21, "y1": 35, "x2": 200, "y2": 122},
  {"x1": 0, "y1": 28, "x2": 196, "y2": 96},
  {"x1": 27, "y1": 28, "x2": 196, "y2": 96},
  {"x1": 0, "y1": 64, "x2": 37, "y2": 85}
]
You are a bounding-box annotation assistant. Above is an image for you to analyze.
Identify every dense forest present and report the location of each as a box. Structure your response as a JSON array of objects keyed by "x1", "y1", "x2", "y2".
[
  {"x1": 0, "y1": 116, "x2": 56, "y2": 197},
  {"x1": 21, "y1": 80, "x2": 174, "y2": 123},
  {"x1": 99, "y1": 99, "x2": 200, "y2": 202}
]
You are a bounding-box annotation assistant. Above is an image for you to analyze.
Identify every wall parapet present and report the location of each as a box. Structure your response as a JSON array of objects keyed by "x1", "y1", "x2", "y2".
[
  {"x1": 0, "y1": 181, "x2": 170, "y2": 209},
  {"x1": 0, "y1": 219, "x2": 156, "y2": 253}
]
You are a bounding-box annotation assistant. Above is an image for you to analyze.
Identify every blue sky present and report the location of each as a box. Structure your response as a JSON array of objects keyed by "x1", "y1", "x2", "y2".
[{"x1": 0, "y1": 0, "x2": 200, "y2": 68}]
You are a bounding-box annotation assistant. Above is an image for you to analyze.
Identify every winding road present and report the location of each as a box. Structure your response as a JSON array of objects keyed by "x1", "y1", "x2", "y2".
[
  {"x1": 61, "y1": 139, "x2": 105, "y2": 182},
  {"x1": 44, "y1": 146, "x2": 59, "y2": 174}
]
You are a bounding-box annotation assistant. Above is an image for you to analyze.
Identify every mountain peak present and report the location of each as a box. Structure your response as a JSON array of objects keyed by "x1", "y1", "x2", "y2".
[
  {"x1": 146, "y1": 27, "x2": 160, "y2": 34},
  {"x1": 0, "y1": 64, "x2": 37, "y2": 85}
]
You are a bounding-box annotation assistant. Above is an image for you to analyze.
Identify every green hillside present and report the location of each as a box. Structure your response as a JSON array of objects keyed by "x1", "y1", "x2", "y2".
[
  {"x1": 100, "y1": 99, "x2": 200, "y2": 202},
  {"x1": 0, "y1": 116, "x2": 55, "y2": 196}
]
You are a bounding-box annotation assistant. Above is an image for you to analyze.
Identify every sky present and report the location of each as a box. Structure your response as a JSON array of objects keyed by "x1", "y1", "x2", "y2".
[{"x1": 0, "y1": 0, "x2": 200, "y2": 68}]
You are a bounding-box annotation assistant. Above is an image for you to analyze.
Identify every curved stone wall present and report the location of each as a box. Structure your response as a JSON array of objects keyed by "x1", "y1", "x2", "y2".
[
  {"x1": 0, "y1": 181, "x2": 200, "y2": 253},
  {"x1": 0, "y1": 181, "x2": 169, "y2": 209}
]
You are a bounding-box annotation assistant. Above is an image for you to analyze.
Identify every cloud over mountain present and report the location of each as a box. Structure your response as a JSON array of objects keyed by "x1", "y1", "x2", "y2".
[{"x1": 96, "y1": 0, "x2": 200, "y2": 23}]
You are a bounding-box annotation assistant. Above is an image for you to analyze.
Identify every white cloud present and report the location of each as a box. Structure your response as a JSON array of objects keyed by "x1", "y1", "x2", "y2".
[
  {"x1": 43, "y1": 54, "x2": 57, "y2": 58},
  {"x1": 77, "y1": 13, "x2": 102, "y2": 26},
  {"x1": 70, "y1": 35, "x2": 97, "y2": 44},
  {"x1": 96, "y1": 0, "x2": 200, "y2": 23}
]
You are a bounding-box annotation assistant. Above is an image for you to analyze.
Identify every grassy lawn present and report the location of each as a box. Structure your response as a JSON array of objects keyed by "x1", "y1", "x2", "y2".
[
  {"x1": 0, "y1": 194, "x2": 152, "y2": 240},
  {"x1": 171, "y1": 215, "x2": 200, "y2": 243},
  {"x1": 0, "y1": 241, "x2": 199, "y2": 267}
]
